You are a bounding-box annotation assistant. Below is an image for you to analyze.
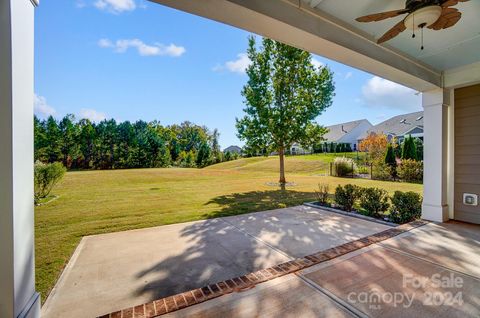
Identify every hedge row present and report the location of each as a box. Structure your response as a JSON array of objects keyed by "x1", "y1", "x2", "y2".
[{"x1": 315, "y1": 183, "x2": 422, "y2": 224}]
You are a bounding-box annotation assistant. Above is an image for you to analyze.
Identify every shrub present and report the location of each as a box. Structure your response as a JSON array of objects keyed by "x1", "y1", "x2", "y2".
[
  {"x1": 357, "y1": 165, "x2": 369, "y2": 175},
  {"x1": 34, "y1": 161, "x2": 66, "y2": 203},
  {"x1": 372, "y1": 161, "x2": 392, "y2": 181},
  {"x1": 389, "y1": 191, "x2": 422, "y2": 223},
  {"x1": 334, "y1": 184, "x2": 359, "y2": 211},
  {"x1": 398, "y1": 159, "x2": 423, "y2": 183},
  {"x1": 358, "y1": 187, "x2": 390, "y2": 217},
  {"x1": 333, "y1": 157, "x2": 357, "y2": 177},
  {"x1": 315, "y1": 183, "x2": 330, "y2": 205}
]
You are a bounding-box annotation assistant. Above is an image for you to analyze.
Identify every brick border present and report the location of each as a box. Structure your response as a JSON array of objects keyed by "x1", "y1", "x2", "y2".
[{"x1": 98, "y1": 220, "x2": 428, "y2": 318}]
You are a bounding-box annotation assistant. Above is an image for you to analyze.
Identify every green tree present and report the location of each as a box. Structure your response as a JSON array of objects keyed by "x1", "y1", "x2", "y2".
[
  {"x1": 185, "y1": 150, "x2": 196, "y2": 167},
  {"x1": 385, "y1": 143, "x2": 397, "y2": 180},
  {"x1": 414, "y1": 138, "x2": 423, "y2": 161},
  {"x1": 45, "y1": 116, "x2": 62, "y2": 163},
  {"x1": 34, "y1": 114, "x2": 218, "y2": 170},
  {"x1": 77, "y1": 119, "x2": 97, "y2": 169},
  {"x1": 34, "y1": 116, "x2": 48, "y2": 162},
  {"x1": 59, "y1": 114, "x2": 79, "y2": 168},
  {"x1": 210, "y1": 128, "x2": 222, "y2": 163},
  {"x1": 95, "y1": 119, "x2": 117, "y2": 169},
  {"x1": 116, "y1": 121, "x2": 135, "y2": 168},
  {"x1": 401, "y1": 135, "x2": 418, "y2": 160},
  {"x1": 236, "y1": 36, "x2": 334, "y2": 184},
  {"x1": 196, "y1": 141, "x2": 211, "y2": 167}
]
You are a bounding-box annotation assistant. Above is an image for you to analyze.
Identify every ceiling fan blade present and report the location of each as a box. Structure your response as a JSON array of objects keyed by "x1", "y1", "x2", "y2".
[
  {"x1": 356, "y1": 9, "x2": 408, "y2": 23},
  {"x1": 377, "y1": 20, "x2": 407, "y2": 44},
  {"x1": 428, "y1": 7, "x2": 461, "y2": 30},
  {"x1": 441, "y1": 0, "x2": 469, "y2": 8}
]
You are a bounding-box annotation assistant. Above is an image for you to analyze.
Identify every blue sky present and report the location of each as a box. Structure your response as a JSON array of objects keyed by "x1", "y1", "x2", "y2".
[{"x1": 34, "y1": 0, "x2": 421, "y2": 149}]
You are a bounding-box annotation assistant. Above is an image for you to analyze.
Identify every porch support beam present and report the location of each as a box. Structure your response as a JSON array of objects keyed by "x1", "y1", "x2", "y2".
[
  {"x1": 0, "y1": 0, "x2": 40, "y2": 317},
  {"x1": 422, "y1": 89, "x2": 450, "y2": 222}
]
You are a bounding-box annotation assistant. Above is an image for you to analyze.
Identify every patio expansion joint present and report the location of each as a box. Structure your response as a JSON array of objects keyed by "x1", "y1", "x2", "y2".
[
  {"x1": 377, "y1": 242, "x2": 480, "y2": 282},
  {"x1": 219, "y1": 218, "x2": 295, "y2": 261},
  {"x1": 295, "y1": 272, "x2": 368, "y2": 318},
  {"x1": 97, "y1": 219, "x2": 429, "y2": 318}
]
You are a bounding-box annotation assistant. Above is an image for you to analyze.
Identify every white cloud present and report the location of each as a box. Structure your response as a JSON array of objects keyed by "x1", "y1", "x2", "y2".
[
  {"x1": 344, "y1": 72, "x2": 353, "y2": 80},
  {"x1": 79, "y1": 108, "x2": 106, "y2": 122},
  {"x1": 98, "y1": 38, "x2": 113, "y2": 48},
  {"x1": 98, "y1": 38, "x2": 186, "y2": 57},
  {"x1": 361, "y1": 76, "x2": 421, "y2": 111},
  {"x1": 34, "y1": 94, "x2": 56, "y2": 118},
  {"x1": 311, "y1": 58, "x2": 324, "y2": 69},
  {"x1": 94, "y1": 0, "x2": 136, "y2": 13},
  {"x1": 214, "y1": 53, "x2": 251, "y2": 74}
]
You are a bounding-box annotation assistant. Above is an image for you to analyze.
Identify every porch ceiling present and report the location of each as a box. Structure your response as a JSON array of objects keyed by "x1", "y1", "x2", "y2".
[{"x1": 306, "y1": 0, "x2": 480, "y2": 71}]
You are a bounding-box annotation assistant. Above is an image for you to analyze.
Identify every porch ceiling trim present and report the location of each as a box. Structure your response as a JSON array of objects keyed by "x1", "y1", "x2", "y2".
[
  {"x1": 443, "y1": 61, "x2": 480, "y2": 89},
  {"x1": 150, "y1": 0, "x2": 442, "y2": 91}
]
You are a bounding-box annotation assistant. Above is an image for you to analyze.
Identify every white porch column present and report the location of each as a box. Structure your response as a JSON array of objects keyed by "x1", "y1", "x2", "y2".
[
  {"x1": 422, "y1": 88, "x2": 450, "y2": 222},
  {"x1": 0, "y1": 0, "x2": 40, "y2": 318}
]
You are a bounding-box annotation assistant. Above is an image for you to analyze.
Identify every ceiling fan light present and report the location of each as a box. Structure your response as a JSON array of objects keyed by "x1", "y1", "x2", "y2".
[{"x1": 404, "y1": 5, "x2": 442, "y2": 30}]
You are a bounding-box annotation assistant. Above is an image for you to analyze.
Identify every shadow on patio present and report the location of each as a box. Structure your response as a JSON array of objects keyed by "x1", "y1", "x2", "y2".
[{"x1": 133, "y1": 189, "x2": 389, "y2": 301}]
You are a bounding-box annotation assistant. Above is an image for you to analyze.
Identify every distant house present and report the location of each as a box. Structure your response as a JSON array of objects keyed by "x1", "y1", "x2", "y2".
[
  {"x1": 358, "y1": 111, "x2": 424, "y2": 144},
  {"x1": 223, "y1": 145, "x2": 242, "y2": 154},
  {"x1": 323, "y1": 119, "x2": 372, "y2": 151},
  {"x1": 289, "y1": 142, "x2": 312, "y2": 155}
]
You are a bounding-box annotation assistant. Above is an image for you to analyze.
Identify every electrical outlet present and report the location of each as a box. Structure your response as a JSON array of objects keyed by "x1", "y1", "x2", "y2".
[{"x1": 463, "y1": 193, "x2": 478, "y2": 206}]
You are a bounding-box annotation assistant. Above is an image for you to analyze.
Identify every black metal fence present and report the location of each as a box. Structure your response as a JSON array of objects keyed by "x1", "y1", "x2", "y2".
[{"x1": 330, "y1": 161, "x2": 374, "y2": 179}]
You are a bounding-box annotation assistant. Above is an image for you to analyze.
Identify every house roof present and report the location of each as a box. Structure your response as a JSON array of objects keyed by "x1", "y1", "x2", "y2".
[
  {"x1": 224, "y1": 145, "x2": 242, "y2": 152},
  {"x1": 323, "y1": 119, "x2": 370, "y2": 142},
  {"x1": 359, "y1": 111, "x2": 424, "y2": 140}
]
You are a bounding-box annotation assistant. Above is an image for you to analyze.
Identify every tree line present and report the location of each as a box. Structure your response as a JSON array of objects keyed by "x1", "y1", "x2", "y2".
[{"x1": 34, "y1": 115, "x2": 234, "y2": 170}]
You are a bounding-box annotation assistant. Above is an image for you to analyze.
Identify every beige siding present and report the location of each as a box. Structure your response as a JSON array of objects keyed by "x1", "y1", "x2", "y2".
[{"x1": 455, "y1": 84, "x2": 480, "y2": 224}]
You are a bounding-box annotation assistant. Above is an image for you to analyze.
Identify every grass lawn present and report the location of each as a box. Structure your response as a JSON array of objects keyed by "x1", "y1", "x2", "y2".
[{"x1": 35, "y1": 153, "x2": 421, "y2": 302}]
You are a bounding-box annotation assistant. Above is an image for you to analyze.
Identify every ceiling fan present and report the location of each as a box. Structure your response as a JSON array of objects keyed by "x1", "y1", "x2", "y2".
[{"x1": 355, "y1": 0, "x2": 469, "y2": 48}]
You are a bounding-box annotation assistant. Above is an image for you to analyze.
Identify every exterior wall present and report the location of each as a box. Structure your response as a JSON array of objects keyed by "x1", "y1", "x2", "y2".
[
  {"x1": 454, "y1": 84, "x2": 480, "y2": 224},
  {"x1": 337, "y1": 120, "x2": 372, "y2": 150}
]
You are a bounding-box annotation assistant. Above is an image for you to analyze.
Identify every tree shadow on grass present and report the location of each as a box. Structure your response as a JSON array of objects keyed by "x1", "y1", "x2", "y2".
[{"x1": 202, "y1": 189, "x2": 316, "y2": 219}]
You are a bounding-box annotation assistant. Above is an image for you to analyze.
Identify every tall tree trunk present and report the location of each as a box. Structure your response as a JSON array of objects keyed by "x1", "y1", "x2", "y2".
[{"x1": 279, "y1": 147, "x2": 286, "y2": 184}]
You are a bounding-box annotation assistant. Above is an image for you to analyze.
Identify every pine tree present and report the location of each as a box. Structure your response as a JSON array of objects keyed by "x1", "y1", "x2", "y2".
[
  {"x1": 385, "y1": 143, "x2": 397, "y2": 180},
  {"x1": 401, "y1": 135, "x2": 418, "y2": 160}
]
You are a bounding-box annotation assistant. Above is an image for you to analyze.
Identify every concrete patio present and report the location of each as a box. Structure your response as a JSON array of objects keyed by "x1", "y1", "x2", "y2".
[
  {"x1": 41, "y1": 206, "x2": 390, "y2": 317},
  {"x1": 159, "y1": 221, "x2": 480, "y2": 318}
]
